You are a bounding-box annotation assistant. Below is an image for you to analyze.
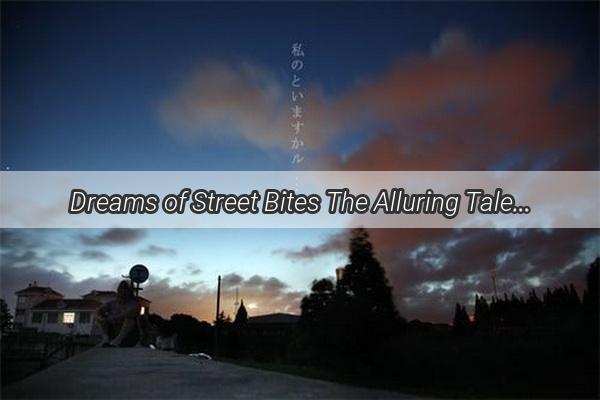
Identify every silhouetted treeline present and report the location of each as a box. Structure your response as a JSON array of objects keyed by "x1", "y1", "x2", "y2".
[
  {"x1": 454, "y1": 258, "x2": 599, "y2": 335},
  {"x1": 289, "y1": 230, "x2": 598, "y2": 397},
  {"x1": 148, "y1": 313, "x2": 213, "y2": 354},
  {"x1": 145, "y1": 230, "x2": 598, "y2": 397}
]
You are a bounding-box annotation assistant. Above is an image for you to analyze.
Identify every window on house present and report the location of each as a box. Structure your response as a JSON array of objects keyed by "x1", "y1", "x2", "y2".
[
  {"x1": 31, "y1": 312, "x2": 43, "y2": 323},
  {"x1": 17, "y1": 296, "x2": 26, "y2": 304},
  {"x1": 16, "y1": 309, "x2": 25, "y2": 316},
  {"x1": 79, "y1": 312, "x2": 91, "y2": 324},
  {"x1": 62, "y1": 312, "x2": 75, "y2": 324},
  {"x1": 47, "y1": 312, "x2": 58, "y2": 323}
]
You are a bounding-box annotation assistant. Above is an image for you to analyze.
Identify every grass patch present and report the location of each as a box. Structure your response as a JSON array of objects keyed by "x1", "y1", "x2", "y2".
[{"x1": 219, "y1": 358, "x2": 482, "y2": 398}]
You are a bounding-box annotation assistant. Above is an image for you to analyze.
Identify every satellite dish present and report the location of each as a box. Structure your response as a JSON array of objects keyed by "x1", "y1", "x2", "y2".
[{"x1": 129, "y1": 264, "x2": 149, "y2": 284}]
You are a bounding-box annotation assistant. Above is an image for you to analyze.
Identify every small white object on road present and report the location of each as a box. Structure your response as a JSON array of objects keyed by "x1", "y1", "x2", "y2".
[{"x1": 189, "y1": 352, "x2": 212, "y2": 360}]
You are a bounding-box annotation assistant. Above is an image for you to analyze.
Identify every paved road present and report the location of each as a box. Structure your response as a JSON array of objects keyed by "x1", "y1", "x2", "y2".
[{"x1": 3, "y1": 348, "x2": 416, "y2": 399}]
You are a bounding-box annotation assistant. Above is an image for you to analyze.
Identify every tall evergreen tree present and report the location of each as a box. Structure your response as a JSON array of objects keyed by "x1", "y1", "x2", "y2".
[
  {"x1": 583, "y1": 258, "x2": 599, "y2": 313},
  {"x1": 474, "y1": 295, "x2": 491, "y2": 330},
  {"x1": 453, "y1": 303, "x2": 470, "y2": 333},
  {"x1": 234, "y1": 300, "x2": 248, "y2": 325},
  {"x1": 299, "y1": 228, "x2": 403, "y2": 364},
  {"x1": 339, "y1": 228, "x2": 399, "y2": 322},
  {"x1": 583, "y1": 258, "x2": 599, "y2": 336}
]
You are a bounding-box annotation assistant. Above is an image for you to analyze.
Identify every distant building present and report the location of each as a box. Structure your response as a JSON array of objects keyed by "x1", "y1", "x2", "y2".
[
  {"x1": 14, "y1": 282, "x2": 63, "y2": 330},
  {"x1": 230, "y1": 312, "x2": 300, "y2": 362},
  {"x1": 30, "y1": 298, "x2": 102, "y2": 335},
  {"x1": 81, "y1": 290, "x2": 151, "y2": 314},
  {"x1": 245, "y1": 313, "x2": 300, "y2": 337},
  {"x1": 14, "y1": 282, "x2": 151, "y2": 335}
]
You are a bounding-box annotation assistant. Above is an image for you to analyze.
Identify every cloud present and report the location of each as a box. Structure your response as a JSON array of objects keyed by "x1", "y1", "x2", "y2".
[
  {"x1": 0, "y1": 230, "x2": 304, "y2": 322},
  {"x1": 332, "y1": 29, "x2": 597, "y2": 170},
  {"x1": 80, "y1": 250, "x2": 112, "y2": 262},
  {"x1": 0, "y1": 262, "x2": 303, "y2": 323},
  {"x1": 222, "y1": 273, "x2": 244, "y2": 287},
  {"x1": 222, "y1": 273, "x2": 287, "y2": 292},
  {"x1": 138, "y1": 244, "x2": 177, "y2": 257},
  {"x1": 431, "y1": 27, "x2": 473, "y2": 58},
  {"x1": 159, "y1": 61, "x2": 340, "y2": 152},
  {"x1": 218, "y1": 274, "x2": 303, "y2": 317},
  {"x1": 160, "y1": 62, "x2": 284, "y2": 149},
  {"x1": 275, "y1": 232, "x2": 348, "y2": 261},
  {"x1": 245, "y1": 275, "x2": 287, "y2": 292},
  {"x1": 0, "y1": 230, "x2": 31, "y2": 249},
  {"x1": 0, "y1": 263, "x2": 121, "y2": 309},
  {"x1": 145, "y1": 273, "x2": 303, "y2": 321},
  {"x1": 79, "y1": 229, "x2": 145, "y2": 246},
  {"x1": 159, "y1": 29, "x2": 597, "y2": 171},
  {"x1": 185, "y1": 263, "x2": 202, "y2": 275},
  {"x1": 47, "y1": 249, "x2": 72, "y2": 258},
  {"x1": 3, "y1": 226, "x2": 597, "y2": 324},
  {"x1": 280, "y1": 228, "x2": 599, "y2": 322}
]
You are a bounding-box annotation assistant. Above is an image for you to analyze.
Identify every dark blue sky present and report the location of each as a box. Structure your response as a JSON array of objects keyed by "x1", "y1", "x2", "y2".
[
  {"x1": 1, "y1": 2, "x2": 598, "y2": 323},
  {"x1": 2, "y1": 2, "x2": 597, "y2": 170}
]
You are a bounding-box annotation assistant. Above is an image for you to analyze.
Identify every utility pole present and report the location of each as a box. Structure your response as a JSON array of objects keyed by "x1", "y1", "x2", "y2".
[
  {"x1": 214, "y1": 275, "x2": 221, "y2": 359},
  {"x1": 335, "y1": 267, "x2": 344, "y2": 293}
]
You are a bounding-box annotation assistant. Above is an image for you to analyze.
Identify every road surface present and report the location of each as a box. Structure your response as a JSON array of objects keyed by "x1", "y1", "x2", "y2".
[{"x1": 3, "y1": 347, "x2": 416, "y2": 399}]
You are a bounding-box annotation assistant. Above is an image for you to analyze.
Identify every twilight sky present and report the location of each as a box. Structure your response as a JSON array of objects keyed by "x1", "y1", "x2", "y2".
[{"x1": 1, "y1": 2, "x2": 598, "y2": 323}]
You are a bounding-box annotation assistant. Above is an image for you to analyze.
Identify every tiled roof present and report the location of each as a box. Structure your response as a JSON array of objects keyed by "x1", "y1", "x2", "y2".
[
  {"x1": 82, "y1": 290, "x2": 116, "y2": 297},
  {"x1": 82, "y1": 290, "x2": 151, "y2": 303},
  {"x1": 247, "y1": 313, "x2": 300, "y2": 324},
  {"x1": 15, "y1": 286, "x2": 63, "y2": 297},
  {"x1": 32, "y1": 299, "x2": 101, "y2": 310}
]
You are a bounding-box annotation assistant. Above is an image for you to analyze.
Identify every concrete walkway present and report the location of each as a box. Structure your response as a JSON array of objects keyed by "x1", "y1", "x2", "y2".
[{"x1": 3, "y1": 348, "x2": 415, "y2": 399}]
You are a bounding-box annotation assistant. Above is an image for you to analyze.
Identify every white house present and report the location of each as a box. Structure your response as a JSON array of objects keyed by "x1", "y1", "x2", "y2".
[
  {"x1": 14, "y1": 282, "x2": 151, "y2": 335},
  {"x1": 29, "y1": 298, "x2": 101, "y2": 335},
  {"x1": 14, "y1": 282, "x2": 64, "y2": 330}
]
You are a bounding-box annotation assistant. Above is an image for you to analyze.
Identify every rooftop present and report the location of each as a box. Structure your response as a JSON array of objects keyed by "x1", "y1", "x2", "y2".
[
  {"x1": 32, "y1": 299, "x2": 101, "y2": 310},
  {"x1": 15, "y1": 285, "x2": 63, "y2": 297},
  {"x1": 82, "y1": 290, "x2": 152, "y2": 303},
  {"x1": 81, "y1": 290, "x2": 117, "y2": 297},
  {"x1": 247, "y1": 313, "x2": 300, "y2": 325}
]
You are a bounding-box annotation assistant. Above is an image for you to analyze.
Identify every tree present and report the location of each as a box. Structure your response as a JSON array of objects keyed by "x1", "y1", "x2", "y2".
[
  {"x1": 214, "y1": 311, "x2": 232, "y2": 325},
  {"x1": 0, "y1": 299, "x2": 13, "y2": 333},
  {"x1": 583, "y1": 258, "x2": 599, "y2": 336},
  {"x1": 339, "y1": 228, "x2": 399, "y2": 323},
  {"x1": 298, "y1": 228, "x2": 404, "y2": 366},
  {"x1": 474, "y1": 295, "x2": 491, "y2": 330},
  {"x1": 453, "y1": 303, "x2": 470, "y2": 333},
  {"x1": 300, "y1": 278, "x2": 335, "y2": 325},
  {"x1": 234, "y1": 300, "x2": 248, "y2": 325},
  {"x1": 171, "y1": 313, "x2": 213, "y2": 353},
  {"x1": 149, "y1": 313, "x2": 172, "y2": 337},
  {"x1": 583, "y1": 258, "x2": 599, "y2": 313}
]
